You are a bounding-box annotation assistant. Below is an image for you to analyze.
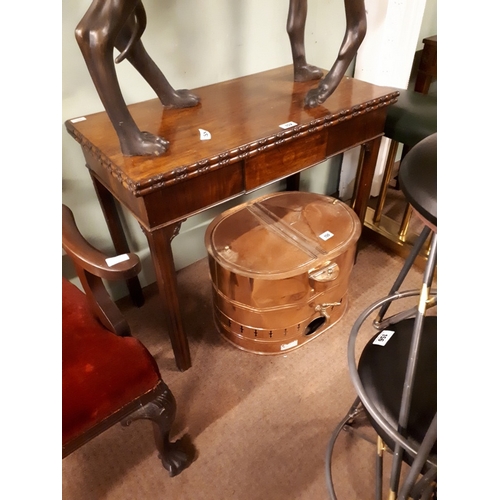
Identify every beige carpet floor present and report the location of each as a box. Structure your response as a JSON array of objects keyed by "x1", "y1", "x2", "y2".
[{"x1": 62, "y1": 238, "x2": 429, "y2": 500}]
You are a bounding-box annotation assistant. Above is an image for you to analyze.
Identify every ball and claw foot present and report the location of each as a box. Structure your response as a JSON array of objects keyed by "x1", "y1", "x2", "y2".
[
  {"x1": 120, "y1": 383, "x2": 195, "y2": 475},
  {"x1": 160, "y1": 438, "x2": 194, "y2": 477},
  {"x1": 293, "y1": 64, "x2": 323, "y2": 82}
]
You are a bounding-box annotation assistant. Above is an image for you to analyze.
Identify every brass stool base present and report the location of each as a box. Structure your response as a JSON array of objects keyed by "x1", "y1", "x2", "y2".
[{"x1": 362, "y1": 206, "x2": 430, "y2": 271}]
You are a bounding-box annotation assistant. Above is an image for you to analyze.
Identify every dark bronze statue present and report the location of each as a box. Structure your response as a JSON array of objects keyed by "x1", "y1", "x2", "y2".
[
  {"x1": 299, "y1": 0, "x2": 367, "y2": 107},
  {"x1": 75, "y1": 0, "x2": 366, "y2": 157}
]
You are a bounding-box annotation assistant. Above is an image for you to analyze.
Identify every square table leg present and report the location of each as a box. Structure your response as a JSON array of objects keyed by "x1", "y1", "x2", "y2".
[
  {"x1": 351, "y1": 136, "x2": 382, "y2": 223},
  {"x1": 90, "y1": 174, "x2": 145, "y2": 308},
  {"x1": 142, "y1": 222, "x2": 192, "y2": 371}
]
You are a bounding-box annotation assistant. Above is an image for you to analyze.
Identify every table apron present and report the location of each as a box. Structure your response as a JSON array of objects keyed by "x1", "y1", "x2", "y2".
[{"x1": 82, "y1": 107, "x2": 387, "y2": 232}]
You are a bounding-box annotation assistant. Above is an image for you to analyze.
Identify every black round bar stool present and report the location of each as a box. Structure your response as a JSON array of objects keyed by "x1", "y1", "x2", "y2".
[
  {"x1": 326, "y1": 133, "x2": 437, "y2": 500},
  {"x1": 374, "y1": 133, "x2": 437, "y2": 329}
]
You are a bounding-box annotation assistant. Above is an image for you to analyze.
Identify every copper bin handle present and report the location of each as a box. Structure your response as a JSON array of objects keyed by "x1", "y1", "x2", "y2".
[{"x1": 308, "y1": 262, "x2": 340, "y2": 283}]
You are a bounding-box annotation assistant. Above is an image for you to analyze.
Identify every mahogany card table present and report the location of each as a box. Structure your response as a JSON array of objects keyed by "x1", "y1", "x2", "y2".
[{"x1": 66, "y1": 65, "x2": 399, "y2": 371}]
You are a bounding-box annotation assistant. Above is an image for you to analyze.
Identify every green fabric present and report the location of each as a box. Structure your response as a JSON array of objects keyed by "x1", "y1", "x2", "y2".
[{"x1": 385, "y1": 90, "x2": 437, "y2": 148}]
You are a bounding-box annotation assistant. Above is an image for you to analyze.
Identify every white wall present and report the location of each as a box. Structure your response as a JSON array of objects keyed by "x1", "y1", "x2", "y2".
[
  {"x1": 419, "y1": 0, "x2": 437, "y2": 44},
  {"x1": 339, "y1": 0, "x2": 437, "y2": 199},
  {"x1": 62, "y1": 0, "x2": 436, "y2": 299}
]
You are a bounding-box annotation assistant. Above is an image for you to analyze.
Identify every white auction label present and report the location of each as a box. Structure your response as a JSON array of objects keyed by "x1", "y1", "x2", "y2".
[
  {"x1": 319, "y1": 230, "x2": 334, "y2": 241},
  {"x1": 373, "y1": 330, "x2": 395, "y2": 346},
  {"x1": 199, "y1": 129, "x2": 212, "y2": 140},
  {"x1": 281, "y1": 339, "x2": 298, "y2": 350},
  {"x1": 279, "y1": 121, "x2": 298, "y2": 130},
  {"x1": 105, "y1": 254, "x2": 130, "y2": 267}
]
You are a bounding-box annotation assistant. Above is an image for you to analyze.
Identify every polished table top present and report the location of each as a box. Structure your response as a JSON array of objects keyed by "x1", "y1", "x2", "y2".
[
  {"x1": 66, "y1": 65, "x2": 399, "y2": 370},
  {"x1": 66, "y1": 66, "x2": 398, "y2": 225}
]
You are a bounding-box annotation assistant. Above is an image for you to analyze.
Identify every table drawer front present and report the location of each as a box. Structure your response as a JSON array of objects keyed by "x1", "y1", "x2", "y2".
[
  {"x1": 144, "y1": 162, "x2": 245, "y2": 228},
  {"x1": 325, "y1": 108, "x2": 387, "y2": 156},
  {"x1": 244, "y1": 131, "x2": 327, "y2": 190}
]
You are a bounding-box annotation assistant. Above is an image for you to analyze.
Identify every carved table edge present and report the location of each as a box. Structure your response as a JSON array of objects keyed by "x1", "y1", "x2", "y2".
[{"x1": 65, "y1": 91, "x2": 399, "y2": 197}]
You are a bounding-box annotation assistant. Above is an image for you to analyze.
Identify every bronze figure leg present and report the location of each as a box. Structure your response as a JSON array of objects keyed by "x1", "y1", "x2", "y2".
[
  {"x1": 305, "y1": 0, "x2": 366, "y2": 107},
  {"x1": 75, "y1": 0, "x2": 168, "y2": 156},
  {"x1": 287, "y1": 0, "x2": 323, "y2": 82},
  {"x1": 121, "y1": 382, "x2": 193, "y2": 476},
  {"x1": 115, "y1": 8, "x2": 200, "y2": 110},
  {"x1": 75, "y1": 0, "x2": 199, "y2": 156}
]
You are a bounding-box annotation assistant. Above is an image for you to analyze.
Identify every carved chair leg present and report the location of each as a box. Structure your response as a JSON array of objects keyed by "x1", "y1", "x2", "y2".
[{"x1": 121, "y1": 382, "x2": 192, "y2": 476}]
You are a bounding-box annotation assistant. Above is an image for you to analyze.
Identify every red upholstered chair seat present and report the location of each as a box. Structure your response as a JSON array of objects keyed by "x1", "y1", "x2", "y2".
[
  {"x1": 62, "y1": 278, "x2": 160, "y2": 447},
  {"x1": 62, "y1": 203, "x2": 192, "y2": 475}
]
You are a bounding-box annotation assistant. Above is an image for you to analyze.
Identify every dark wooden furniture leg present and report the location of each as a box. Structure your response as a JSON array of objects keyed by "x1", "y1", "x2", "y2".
[
  {"x1": 351, "y1": 137, "x2": 382, "y2": 223},
  {"x1": 121, "y1": 381, "x2": 191, "y2": 476},
  {"x1": 286, "y1": 172, "x2": 301, "y2": 191},
  {"x1": 90, "y1": 173, "x2": 145, "y2": 307},
  {"x1": 143, "y1": 222, "x2": 192, "y2": 371},
  {"x1": 414, "y1": 35, "x2": 437, "y2": 95}
]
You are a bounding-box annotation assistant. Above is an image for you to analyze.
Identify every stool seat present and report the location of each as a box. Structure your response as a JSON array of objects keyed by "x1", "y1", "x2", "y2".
[
  {"x1": 398, "y1": 133, "x2": 437, "y2": 228},
  {"x1": 358, "y1": 317, "x2": 437, "y2": 464},
  {"x1": 384, "y1": 90, "x2": 437, "y2": 147}
]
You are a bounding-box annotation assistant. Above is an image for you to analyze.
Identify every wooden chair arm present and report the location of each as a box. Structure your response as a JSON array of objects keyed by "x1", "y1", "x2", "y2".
[
  {"x1": 62, "y1": 204, "x2": 141, "y2": 281},
  {"x1": 62, "y1": 204, "x2": 143, "y2": 335}
]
